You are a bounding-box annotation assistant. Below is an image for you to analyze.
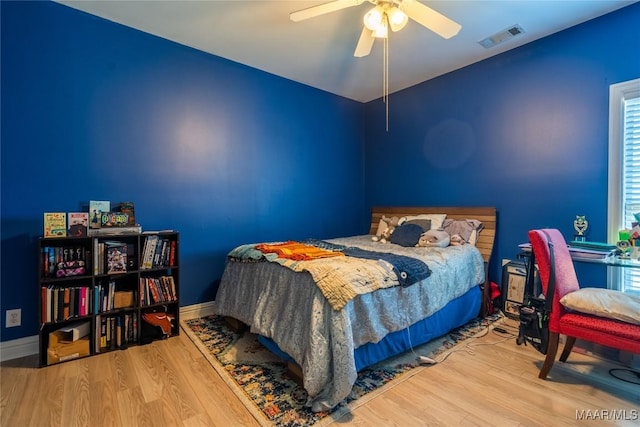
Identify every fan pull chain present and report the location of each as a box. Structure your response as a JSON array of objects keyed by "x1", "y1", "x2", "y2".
[{"x1": 384, "y1": 31, "x2": 389, "y2": 132}]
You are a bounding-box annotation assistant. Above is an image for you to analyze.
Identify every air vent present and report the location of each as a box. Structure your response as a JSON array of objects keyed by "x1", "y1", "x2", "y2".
[{"x1": 478, "y1": 24, "x2": 525, "y2": 49}]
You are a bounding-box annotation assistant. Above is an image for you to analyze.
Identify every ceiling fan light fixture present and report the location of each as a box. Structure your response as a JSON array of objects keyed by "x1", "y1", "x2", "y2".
[
  {"x1": 363, "y1": 5, "x2": 384, "y2": 31},
  {"x1": 289, "y1": 0, "x2": 462, "y2": 131},
  {"x1": 387, "y1": 7, "x2": 408, "y2": 32},
  {"x1": 372, "y1": 19, "x2": 388, "y2": 38}
]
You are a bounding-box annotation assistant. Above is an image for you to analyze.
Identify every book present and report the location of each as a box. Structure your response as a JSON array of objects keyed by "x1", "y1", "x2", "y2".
[
  {"x1": 67, "y1": 212, "x2": 88, "y2": 237},
  {"x1": 141, "y1": 235, "x2": 159, "y2": 269},
  {"x1": 88, "y1": 225, "x2": 142, "y2": 236},
  {"x1": 93, "y1": 239, "x2": 99, "y2": 275},
  {"x1": 41, "y1": 287, "x2": 48, "y2": 322},
  {"x1": 44, "y1": 212, "x2": 67, "y2": 238},
  {"x1": 99, "y1": 243, "x2": 105, "y2": 275},
  {"x1": 569, "y1": 240, "x2": 617, "y2": 251},
  {"x1": 105, "y1": 242, "x2": 127, "y2": 274},
  {"x1": 63, "y1": 288, "x2": 70, "y2": 320},
  {"x1": 89, "y1": 200, "x2": 110, "y2": 229},
  {"x1": 118, "y1": 202, "x2": 136, "y2": 226},
  {"x1": 100, "y1": 212, "x2": 130, "y2": 227},
  {"x1": 169, "y1": 241, "x2": 176, "y2": 266},
  {"x1": 568, "y1": 247, "x2": 615, "y2": 259}
]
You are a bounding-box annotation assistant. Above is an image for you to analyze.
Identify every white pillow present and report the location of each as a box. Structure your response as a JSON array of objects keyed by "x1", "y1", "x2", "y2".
[
  {"x1": 560, "y1": 288, "x2": 640, "y2": 325},
  {"x1": 400, "y1": 214, "x2": 447, "y2": 230}
]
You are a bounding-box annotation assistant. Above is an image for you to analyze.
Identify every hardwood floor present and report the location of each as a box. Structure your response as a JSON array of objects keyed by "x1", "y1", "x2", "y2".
[{"x1": 2, "y1": 318, "x2": 638, "y2": 426}]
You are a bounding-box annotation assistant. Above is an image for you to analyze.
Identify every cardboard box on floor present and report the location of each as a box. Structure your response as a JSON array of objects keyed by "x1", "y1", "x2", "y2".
[{"x1": 47, "y1": 322, "x2": 90, "y2": 365}]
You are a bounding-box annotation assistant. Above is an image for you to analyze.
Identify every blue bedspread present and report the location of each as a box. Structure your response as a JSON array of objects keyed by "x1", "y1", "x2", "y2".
[{"x1": 214, "y1": 235, "x2": 485, "y2": 412}]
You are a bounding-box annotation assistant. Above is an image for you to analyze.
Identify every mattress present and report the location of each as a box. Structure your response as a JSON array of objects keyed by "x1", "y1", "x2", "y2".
[{"x1": 213, "y1": 235, "x2": 485, "y2": 411}]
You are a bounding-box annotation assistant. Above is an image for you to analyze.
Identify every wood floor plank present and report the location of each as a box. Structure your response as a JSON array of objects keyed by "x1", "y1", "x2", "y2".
[
  {"x1": 129, "y1": 344, "x2": 166, "y2": 404},
  {"x1": 116, "y1": 385, "x2": 152, "y2": 427},
  {"x1": 2, "y1": 323, "x2": 638, "y2": 427},
  {"x1": 89, "y1": 379, "x2": 122, "y2": 427},
  {"x1": 61, "y1": 363, "x2": 91, "y2": 427}
]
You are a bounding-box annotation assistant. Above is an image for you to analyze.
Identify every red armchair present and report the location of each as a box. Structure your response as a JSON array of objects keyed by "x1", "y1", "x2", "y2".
[{"x1": 528, "y1": 229, "x2": 640, "y2": 379}]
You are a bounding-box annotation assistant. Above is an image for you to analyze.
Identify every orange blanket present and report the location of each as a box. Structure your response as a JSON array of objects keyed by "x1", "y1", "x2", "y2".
[{"x1": 255, "y1": 241, "x2": 345, "y2": 261}]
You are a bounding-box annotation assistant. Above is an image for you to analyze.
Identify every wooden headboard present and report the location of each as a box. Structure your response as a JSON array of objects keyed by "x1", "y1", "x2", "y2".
[
  {"x1": 369, "y1": 206, "x2": 496, "y2": 264},
  {"x1": 370, "y1": 206, "x2": 497, "y2": 316}
]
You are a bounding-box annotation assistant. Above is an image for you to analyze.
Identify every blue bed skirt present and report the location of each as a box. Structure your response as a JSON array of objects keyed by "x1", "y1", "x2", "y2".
[{"x1": 258, "y1": 285, "x2": 481, "y2": 371}]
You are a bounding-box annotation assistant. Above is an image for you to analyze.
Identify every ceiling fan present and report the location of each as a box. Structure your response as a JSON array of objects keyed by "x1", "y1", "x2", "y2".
[{"x1": 290, "y1": 0, "x2": 462, "y2": 57}]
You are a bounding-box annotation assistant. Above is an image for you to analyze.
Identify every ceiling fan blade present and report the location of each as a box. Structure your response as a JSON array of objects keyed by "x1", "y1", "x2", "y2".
[
  {"x1": 354, "y1": 26, "x2": 375, "y2": 57},
  {"x1": 400, "y1": 0, "x2": 461, "y2": 39},
  {"x1": 290, "y1": 0, "x2": 366, "y2": 22}
]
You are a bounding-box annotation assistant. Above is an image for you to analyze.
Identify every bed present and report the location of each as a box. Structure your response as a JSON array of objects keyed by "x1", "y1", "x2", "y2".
[{"x1": 213, "y1": 206, "x2": 496, "y2": 412}]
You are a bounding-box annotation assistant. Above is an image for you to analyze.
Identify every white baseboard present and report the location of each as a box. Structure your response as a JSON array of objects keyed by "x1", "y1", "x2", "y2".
[
  {"x1": 179, "y1": 301, "x2": 216, "y2": 320},
  {"x1": 0, "y1": 302, "x2": 217, "y2": 362},
  {"x1": 0, "y1": 335, "x2": 39, "y2": 362}
]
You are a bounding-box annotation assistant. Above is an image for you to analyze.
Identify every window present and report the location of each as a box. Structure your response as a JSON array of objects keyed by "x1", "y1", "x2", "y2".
[{"x1": 608, "y1": 78, "x2": 640, "y2": 294}]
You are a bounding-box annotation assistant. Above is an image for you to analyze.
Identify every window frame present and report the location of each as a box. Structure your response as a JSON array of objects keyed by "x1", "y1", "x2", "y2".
[{"x1": 607, "y1": 77, "x2": 640, "y2": 292}]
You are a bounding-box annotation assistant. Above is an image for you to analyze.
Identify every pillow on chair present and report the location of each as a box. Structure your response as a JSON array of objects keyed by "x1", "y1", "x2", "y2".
[{"x1": 560, "y1": 288, "x2": 640, "y2": 325}]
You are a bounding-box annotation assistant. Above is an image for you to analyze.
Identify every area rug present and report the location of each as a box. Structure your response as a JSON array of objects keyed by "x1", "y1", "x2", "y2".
[{"x1": 181, "y1": 313, "x2": 503, "y2": 427}]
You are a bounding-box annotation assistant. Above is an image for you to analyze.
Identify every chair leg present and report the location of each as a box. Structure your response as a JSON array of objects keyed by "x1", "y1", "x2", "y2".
[
  {"x1": 539, "y1": 332, "x2": 560, "y2": 379},
  {"x1": 559, "y1": 336, "x2": 576, "y2": 362}
]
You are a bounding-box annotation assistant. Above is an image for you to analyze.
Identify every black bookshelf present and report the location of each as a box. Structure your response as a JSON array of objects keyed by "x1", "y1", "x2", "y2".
[{"x1": 37, "y1": 231, "x2": 179, "y2": 366}]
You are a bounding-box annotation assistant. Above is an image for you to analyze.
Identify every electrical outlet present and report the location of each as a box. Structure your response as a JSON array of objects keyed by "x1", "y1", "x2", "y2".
[{"x1": 6, "y1": 309, "x2": 21, "y2": 328}]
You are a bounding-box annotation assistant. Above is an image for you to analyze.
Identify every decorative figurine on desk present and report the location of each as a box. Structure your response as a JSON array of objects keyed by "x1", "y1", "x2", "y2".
[
  {"x1": 617, "y1": 240, "x2": 632, "y2": 258},
  {"x1": 573, "y1": 215, "x2": 589, "y2": 242}
]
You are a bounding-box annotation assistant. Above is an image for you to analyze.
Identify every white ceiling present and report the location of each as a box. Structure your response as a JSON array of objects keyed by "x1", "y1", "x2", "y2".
[{"x1": 56, "y1": 0, "x2": 636, "y2": 102}]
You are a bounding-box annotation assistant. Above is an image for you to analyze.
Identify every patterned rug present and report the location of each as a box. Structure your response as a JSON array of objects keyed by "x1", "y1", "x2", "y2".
[{"x1": 181, "y1": 313, "x2": 503, "y2": 427}]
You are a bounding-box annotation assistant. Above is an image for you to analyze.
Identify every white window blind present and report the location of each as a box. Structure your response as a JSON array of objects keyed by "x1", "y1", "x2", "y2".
[
  {"x1": 621, "y1": 96, "x2": 640, "y2": 294},
  {"x1": 609, "y1": 78, "x2": 640, "y2": 294}
]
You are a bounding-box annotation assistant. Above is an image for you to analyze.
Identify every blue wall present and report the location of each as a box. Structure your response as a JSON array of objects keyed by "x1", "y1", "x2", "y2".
[
  {"x1": 2, "y1": 1, "x2": 639, "y2": 343},
  {"x1": 0, "y1": 1, "x2": 365, "y2": 341},
  {"x1": 365, "y1": 3, "x2": 640, "y2": 284}
]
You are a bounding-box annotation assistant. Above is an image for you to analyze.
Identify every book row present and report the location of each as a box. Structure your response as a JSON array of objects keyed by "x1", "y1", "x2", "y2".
[
  {"x1": 141, "y1": 235, "x2": 176, "y2": 269},
  {"x1": 44, "y1": 200, "x2": 137, "y2": 239},
  {"x1": 41, "y1": 282, "x2": 120, "y2": 323},
  {"x1": 41, "y1": 286, "x2": 92, "y2": 323},
  {"x1": 44, "y1": 212, "x2": 89, "y2": 238},
  {"x1": 95, "y1": 313, "x2": 137, "y2": 353},
  {"x1": 41, "y1": 275, "x2": 177, "y2": 324},
  {"x1": 140, "y1": 276, "x2": 177, "y2": 305}
]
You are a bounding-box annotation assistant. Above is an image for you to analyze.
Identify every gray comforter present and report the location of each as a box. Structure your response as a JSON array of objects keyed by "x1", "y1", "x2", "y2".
[{"x1": 213, "y1": 235, "x2": 485, "y2": 411}]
